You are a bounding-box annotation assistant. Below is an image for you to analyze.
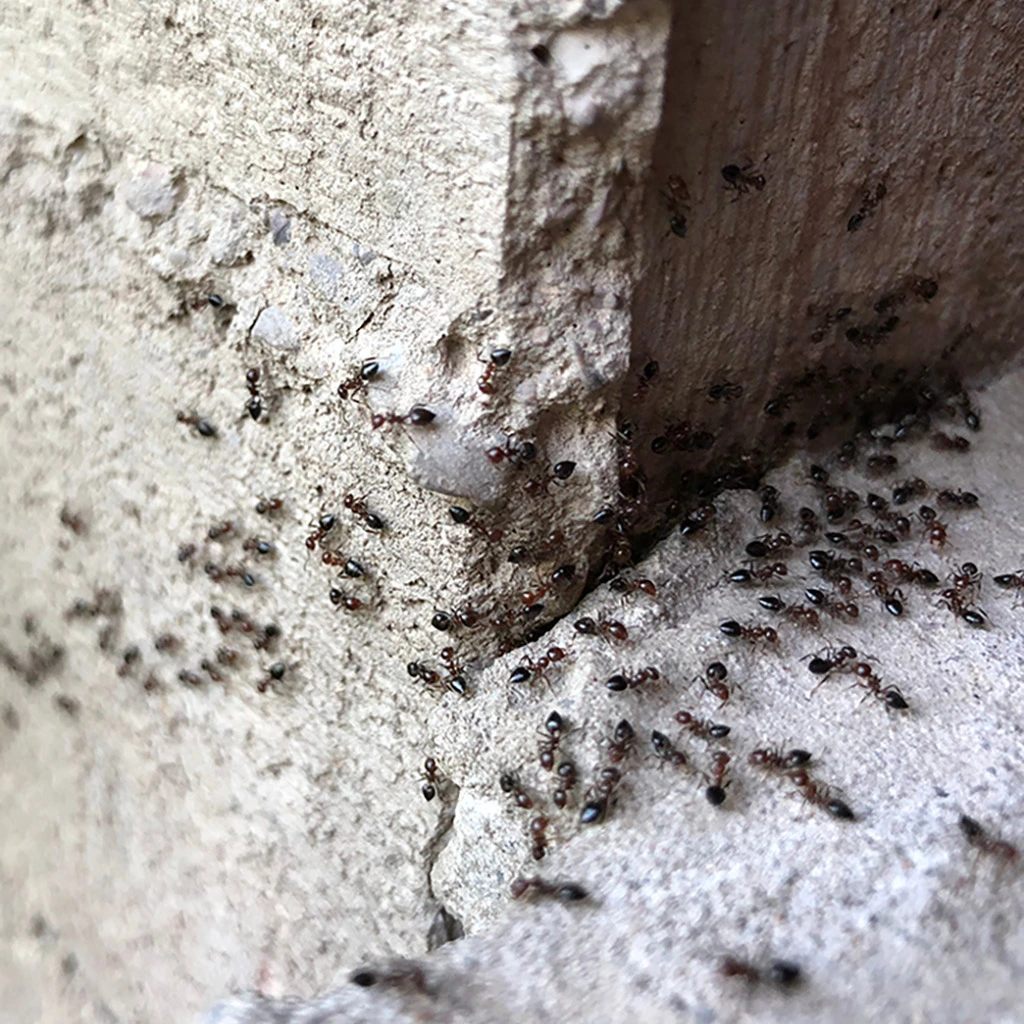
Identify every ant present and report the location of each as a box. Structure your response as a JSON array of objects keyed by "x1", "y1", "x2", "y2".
[
  {"x1": 508, "y1": 646, "x2": 571, "y2": 687},
  {"x1": 706, "y1": 379, "x2": 743, "y2": 402},
  {"x1": 343, "y1": 493, "x2": 384, "y2": 531},
  {"x1": 524, "y1": 460, "x2": 577, "y2": 498},
  {"x1": 241, "y1": 537, "x2": 274, "y2": 556},
  {"x1": 520, "y1": 564, "x2": 577, "y2": 607},
  {"x1": 651, "y1": 730, "x2": 689, "y2": 769},
  {"x1": 848, "y1": 661, "x2": 909, "y2": 710},
  {"x1": 633, "y1": 359, "x2": 661, "y2": 400},
  {"x1": 916, "y1": 505, "x2": 949, "y2": 548},
  {"x1": 820, "y1": 486, "x2": 861, "y2": 523},
  {"x1": 204, "y1": 563, "x2": 255, "y2": 587},
  {"x1": 485, "y1": 434, "x2": 537, "y2": 468},
  {"x1": 866, "y1": 572, "x2": 906, "y2": 616},
  {"x1": 932, "y1": 432, "x2": 970, "y2": 452},
  {"x1": 846, "y1": 180, "x2": 886, "y2": 232},
  {"x1": 306, "y1": 509, "x2": 338, "y2": 551},
  {"x1": 763, "y1": 392, "x2": 795, "y2": 416},
  {"x1": 574, "y1": 615, "x2": 628, "y2": 643},
  {"x1": 608, "y1": 576, "x2": 656, "y2": 600},
  {"x1": 786, "y1": 768, "x2": 856, "y2": 820},
  {"x1": 500, "y1": 771, "x2": 534, "y2": 809},
  {"x1": 207, "y1": 519, "x2": 236, "y2": 541},
  {"x1": 177, "y1": 542, "x2": 197, "y2": 563},
  {"x1": 680, "y1": 502, "x2": 718, "y2": 537},
  {"x1": 719, "y1": 620, "x2": 778, "y2": 646},
  {"x1": 802, "y1": 588, "x2": 859, "y2": 620},
  {"x1": 438, "y1": 647, "x2": 469, "y2": 695},
  {"x1": 552, "y1": 760, "x2": 577, "y2": 809},
  {"x1": 175, "y1": 410, "x2": 217, "y2": 437},
  {"x1": 329, "y1": 588, "x2": 363, "y2": 611},
  {"x1": 420, "y1": 757, "x2": 441, "y2": 801},
  {"x1": 700, "y1": 661, "x2": 731, "y2": 706},
  {"x1": 803, "y1": 643, "x2": 859, "y2": 676},
  {"x1": 215, "y1": 646, "x2": 240, "y2": 666},
  {"x1": 154, "y1": 633, "x2": 180, "y2": 653},
  {"x1": 883, "y1": 559, "x2": 939, "y2": 588},
  {"x1": 892, "y1": 477, "x2": 928, "y2": 505},
  {"x1": 660, "y1": 173, "x2": 691, "y2": 238},
  {"x1": 244, "y1": 367, "x2": 263, "y2": 420},
  {"x1": 510, "y1": 876, "x2": 588, "y2": 902},
  {"x1": 538, "y1": 710, "x2": 565, "y2": 771},
  {"x1": 59, "y1": 506, "x2": 87, "y2": 535},
  {"x1": 407, "y1": 661, "x2": 448, "y2": 695},
  {"x1": 726, "y1": 562, "x2": 787, "y2": 585},
  {"x1": 337, "y1": 359, "x2": 380, "y2": 401},
  {"x1": 529, "y1": 816, "x2": 549, "y2": 860},
  {"x1": 604, "y1": 666, "x2": 660, "y2": 692},
  {"x1": 674, "y1": 710, "x2": 730, "y2": 742},
  {"x1": 936, "y1": 588, "x2": 987, "y2": 627},
  {"x1": 256, "y1": 661, "x2": 289, "y2": 694},
  {"x1": 605, "y1": 719, "x2": 636, "y2": 763},
  {"x1": 748, "y1": 745, "x2": 812, "y2": 772},
  {"x1": 580, "y1": 766, "x2": 621, "y2": 824},
  {"x1": 721, "y1": 162, "x2": 766, "y2": 197},
  {"x1": 348, "y1": 960, "x2": 432, "y2": 995},
  {"x1": 993, "y1": 570, "x2": 1024, "y2": 605},
  {"x1": 865, "y1": 453, "x2": 898, "y2": 475},
  {"x1": 719, "y1": 956, "x2": 802, "y2": 989},
  {"x1": 782, "y1": 603, "x2": 822, "y2": 630},
  {"x1": 937, "y1": 488, "x2": 979, "y2": 509},
  {"x1": 757, "y1": 485, "x2": 778, "y2": 524},
  {"x1": 959, "y1": 814, "x2": 1018, "y2": 867},
  {"x1": 477, "y1": 348, "x2": 512, "y2": 395},
  {"x1": 704, "y1": 751, "x2": 732, "y2": 806},
  {"x1": 449, "y1": 505, "x2": 505, "y2": 544},
  {"x1": 744, "y1": 531, "x2": 792, "y2": 559},
  {"x1": 795, "y1": 506, "x2": 820, "y2": 542},
  {"x1": 255, "y1": 496, "x2": 284, "y2": 516},
  {"x1": 371, "y1": 406, "x2": 436, "y2": 429}
]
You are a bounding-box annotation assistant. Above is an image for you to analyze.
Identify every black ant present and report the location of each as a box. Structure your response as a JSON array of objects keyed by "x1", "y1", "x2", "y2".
[
  {"x1": 420, "y1": 757, "x2": 441, "y2": 801},
  {"x1": 892, "y1": 477, "x2": 928, "y2": 505},
  {"x1": 337, "y1": 359, "x2": 380, "y2": 401},
  {"x1": 438, "y1": 647, "x2": 468, "y2": 695},
  {"x1": 245, "y1": 367, "x2": 263, "y2": 420},
  {"x1": 699, "y1": 661, "x2": 731, "y2": 706},
  {"x1": 704, "y1": 750, "x2": 731, "y2": 806},
  {"x1": 510, "y1": 875, "x2": 588, "y2": 902},
  {"x1": 371, "y1": 406, "x2": 436, "y2": 429},
  {"x1": 846, "y1": 180, "x2": 886, "y2": 232},
  {"x1": 865, "y1": 453, "x2": 898, "y2": 475},
  {"x1": 529, "y1": 816, "x2": 549, "y2": 860},
  {"x1": 758, "y1": 485, "x2": 781, "y2": 523},
  {"x1": 937, "y1": 488, "x2": 979, "y2": 509},
  {"x1": 176, "y1": 410, "x2": 217, "y2": 437},
  {"x1": 477, "y1": 348, "x2": 511, "y2": 395},
  {"x1": 932, "y1": 431, "x2": 970, "y2": 452},
  {"x1": 343, "y1": 493, "x2": 384, "y2": 531},
  {"x1": 651, "y1": 730, "x2": 689, "y2": 769},
  {"x1": 808, "y1": 305, "x2": 853, "y2": 343},
  {"x1": 604, "y1": 666, "x2": 660, "y2": 692},
  {"x1": 605, "y1": 719, "x2": 636, "y2": 763},
  {"x1": 680, "y1": 502, "x2": 718, "y2": 537},
  {"x1": 721, "y1": 163, "x2": 766, "y2": 197},
  {"x1": 348, "y1": 960, "x2": 431, "y2": 994}
]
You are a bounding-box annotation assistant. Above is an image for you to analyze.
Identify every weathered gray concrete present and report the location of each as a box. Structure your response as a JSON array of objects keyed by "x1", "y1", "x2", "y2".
[{"x1": 2, "y1": 2, "x2": 1024, "y2": 1023}]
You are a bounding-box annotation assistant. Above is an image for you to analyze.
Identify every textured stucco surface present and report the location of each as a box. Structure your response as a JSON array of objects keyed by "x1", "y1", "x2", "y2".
[{"x1": 2, "y1": 2, "x2": 1024, "y2": 1023}]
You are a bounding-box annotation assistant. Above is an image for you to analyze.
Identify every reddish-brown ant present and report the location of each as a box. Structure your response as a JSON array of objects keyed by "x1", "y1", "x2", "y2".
[
  {"x1": 744, "y1": 532, "x2": 793, "y2": 559},
  {"x1": 553, "y1": 760, "x2": 577, "y2": 809},
  {"x1": 704, "y1": 751, "x2": 732, "y2": 806},
  {"x1": 510, "y1": 876, "x2": 588, "y2": 902},
  {"x1": 255, "y1": 496, "x2": 284, "y2": 516},
  {"x1": 207, "y1": 519, "x2": 236, "y2": 541},
  {"x1": 608, "y1": 576, "x2": 656, "y2": 600},
  {"x1": 154, "y1": 633, "x2": 180, "y2": 653},
  {"x1": 306, "y1": 509, "x2": 338, "y2": 551},
  {"x1": 749, "y1": 745, "x2": 812, "y2": 772},
  {"x1": 256, "y1": 661, "x2": 290, "y2": 694},
  {"x1": 343, "y1": 493, "x2": 384, "y2": 531},
  {"x1": 959, "y1": 814, "x2": 1018, "y2": 867},
  {"x1": 477, "y1": 348, "x2": 511, "y2": 395},
  {"x1": 245, "y1": 367, "x2": 263, "y2": 420},
  {"x1": 204, "y1": 563, "x2": 255, "y2": 587},
  {"x1": 484, "y1": 434, "x2": 537, "y2": 468},
  {"x1": 721, "y1": 162, "x2": 766, "y2": 197},
  {"x1": 449, "y1": 505, "x2": 505, "y2": 544},
  {"x1": 580, "y1": 766, "x2": 621, "y2": 825},
  {"x1": 176, "y1": 410, "x2": 217, "y2": 437},
  {"x1": 932, "y1": 431, "x2": 970, "y2": 452},
  {"x1": 509, "y1": 646, "x2": 570, "y2": 687},
  {"x1": 726, "y1": 562, "x2": 787, "y2": 585},
  {"x1": 529, "y1": 815, "x2": 549, "y2": 860},
  {"x1": 524, "y1": 460, "x2": 577, "y2": 498},
  {"x1": 242, "y1": 537, "x2": 274, "y2": 556},
  {"x1": 348, "y1": 960, "x2": 431, "y2": 994},
  {"x1": 329, "y1": 588, "x2": 363, "y2": 611},
  {"x1": 892, "y1": 477, "x2": 928, "y2": 505},
  {"x1": 420, "y1": 757, "x2": 441, "y2": 801},
  {"x1": 59, "y1": 506, "x2": 87, "y2": 535},
  {"x1": 605, "y1": 719, "x2": 636, "y2": 764},
  {"x1": 786, "y1": 768, "x2": 855, "y2": 820},
  {"x1": 574, "y1": 615, "x2": 628, "y2": 643},
  {"x1": 651, "y1": 730, "x2": 689, "y2": 769},
  {"x1": 604, "y1": 666, "x2": 660, "y2": 692},
  {"x1": 719, "y1": 956, "x2": 802, "y2": 989},
  {"x1": 719, "y1": 620, "x2": 778, "y2": 646},
  {"x1": 803, "y1": 643, "x2": 859, "y2": 676},
  {"x1": 520, "y1": 565, "x2": 577, "y2": 607},
  {"x1": 370, "y1": 406, "x2": 436, "y2": 429},
  {"x1": 993, "y1": 570, "x2": 1024, "y2": 606},
  {"x1": 699, "y1": 661, "x2": 731, "y2": 705},
  {"x1": 499, "y1": 771, "x2": 534, "y2": 809},
  {"x1": 883, "y1": 559, "x2": 939, "y2": 589},
  {"x1": 847, "y1": 180, "x2": 886, "y2": 232},
  {"x1": 337, "y1": 360, "x2": 380, "y2": 401},
  {"x1": 215, "y1": 646, "x2": 239, "y2": 666},
  {"x1": 809, "y1": 305, "x2": 853, "y2": 344},
  {"x1": 633, "y1": 359, "x2": 661, "y2": 400},
  {"x1": 538, "y1": 710, "x2": 565, "y2": 771},
  {"x1": 660, "y1": 173, "x2": 691, "y2": 237},
  {"x1": 866, "y1": 572, "x2": 906, "y2": 616},
  {"x1": 937, "y1": 488, "x2": 979, "y2": 509},
  {"x1": 321, "y1": 553, "x2": 365, "y2": 579},
  {"x1": 802, "y1": 588, "x2": 859, "y2": 620},
  {"x1": 674, "y1": 709, "x2": 731, "y2": 742}
]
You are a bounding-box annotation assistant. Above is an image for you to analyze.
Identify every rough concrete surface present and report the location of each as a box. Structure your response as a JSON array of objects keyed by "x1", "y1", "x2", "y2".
[{"x1": 2, "y1": 1, "x2": 1024, "y2": 1023}]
